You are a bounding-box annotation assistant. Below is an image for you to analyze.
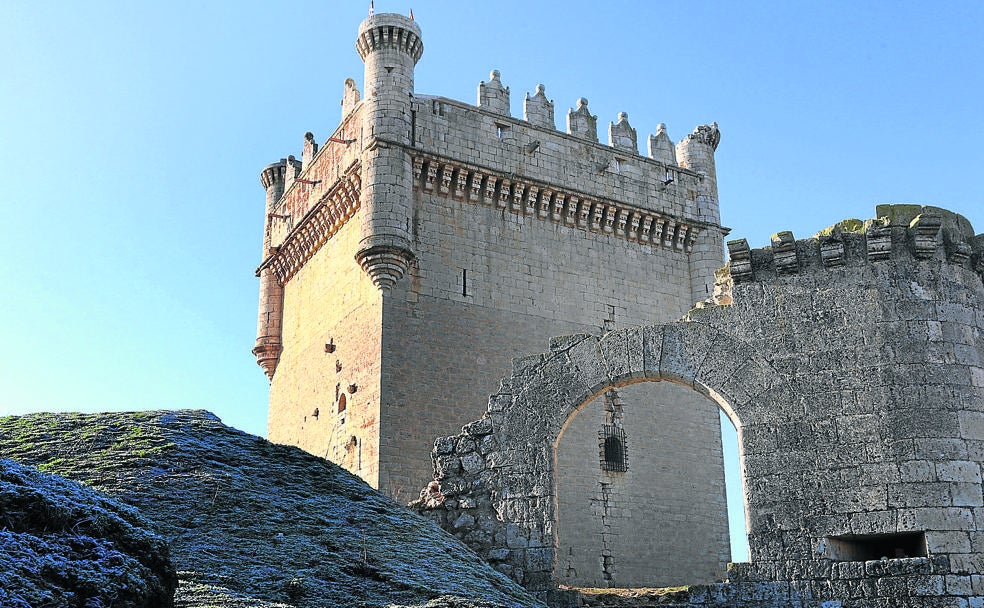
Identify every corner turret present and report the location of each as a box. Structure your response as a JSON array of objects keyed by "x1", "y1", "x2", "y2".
[
  {"x1": 676, "y1": 122, "x2": 721, "y2": 224},
  {"x1": 354, "y1": 13, "x2": 424, "y2": 289},
  {"x1": 675, "y1": 123, "x2": 724, "y2": 306},
  {"x1": 254, "y1": 160, "x2": 288, "y2": 379}
]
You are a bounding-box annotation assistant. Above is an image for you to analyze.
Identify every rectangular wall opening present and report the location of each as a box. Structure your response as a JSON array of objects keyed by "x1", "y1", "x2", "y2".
[{"x1": 825, "y1": 532, "x2": 927, "y2": 561}]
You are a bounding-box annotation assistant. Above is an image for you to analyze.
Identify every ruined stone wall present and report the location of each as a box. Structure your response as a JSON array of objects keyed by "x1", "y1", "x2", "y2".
[
  {"x1": 710, "y1": 205, "x2": 984, "y2": 579},
  {"x1": 418, "y1": 205, "x2": 984, "y2": 607}
]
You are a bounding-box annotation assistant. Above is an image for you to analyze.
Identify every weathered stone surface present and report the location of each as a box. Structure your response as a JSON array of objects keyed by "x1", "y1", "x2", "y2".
[
  {"x1": 0, "y1": 458, "x2": 177, "y2": 608},
  {"x1": 416, "y1": 205, "x2": 984, "y2": 608}
]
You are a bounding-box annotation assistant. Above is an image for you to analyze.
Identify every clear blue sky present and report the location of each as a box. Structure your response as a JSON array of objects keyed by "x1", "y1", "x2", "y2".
[{"x1": 2, "y1": 0, "x2": 981, "y2": 565}]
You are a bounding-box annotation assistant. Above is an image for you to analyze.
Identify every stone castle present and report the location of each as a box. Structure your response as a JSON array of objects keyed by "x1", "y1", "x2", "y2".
[
  {"x1": 254, "y1": 12, "x2": 731, "y2": 588},
  {"x1": 252, "y1": 11, "x2": 984, "y2": 606}
]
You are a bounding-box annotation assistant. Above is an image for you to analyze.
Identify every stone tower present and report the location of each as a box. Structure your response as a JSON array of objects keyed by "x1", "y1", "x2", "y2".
[
  {"x1": 255, "y1": 12, "x2": 730, "y2": 587},
  {"x1": 354, "y1": 13, "x2": 422, "y2": 288}
]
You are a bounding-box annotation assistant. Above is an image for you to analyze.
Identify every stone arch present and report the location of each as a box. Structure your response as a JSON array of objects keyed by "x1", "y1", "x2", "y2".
[
  {"x1": 552, "y1": 376, "x2": 735, "y2": 587},
  {"x1": 422, "y1": 320, "x2": 797, "y2": 594}
]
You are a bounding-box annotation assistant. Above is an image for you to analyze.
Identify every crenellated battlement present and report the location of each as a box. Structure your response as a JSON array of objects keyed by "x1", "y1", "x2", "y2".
[
  {"x1": 442, "y1": 69, "x2": 718, "y2": 175},
  {"x1": 412, "y1": 88, "x2": 718, "y2": 226},
  {"x1": 259, "y1": 69, "x2": 724, "y2": 291},
  {"x1": 355, "y1": 13, "x2": 423, "y2": 63},
  {"x1": 259, "y1": 56, "x2": 725, "y2": 293},
  {"x1": 723, "y1": 205, "x2": 983, "y2": 288}
]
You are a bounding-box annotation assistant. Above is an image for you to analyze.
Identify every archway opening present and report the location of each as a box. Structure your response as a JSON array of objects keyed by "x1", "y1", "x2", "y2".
[
  {"x1": 719, "y1": 409, "x2": 748, "y2": 563},
  {"x1": 553, "y1": 378, "x2": 747, "y2": 589}
]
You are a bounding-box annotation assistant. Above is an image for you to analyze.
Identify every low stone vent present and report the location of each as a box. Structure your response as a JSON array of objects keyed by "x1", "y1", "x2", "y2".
[{"x1": 825, "y1": 532, "x2": 928, "y2": 561}]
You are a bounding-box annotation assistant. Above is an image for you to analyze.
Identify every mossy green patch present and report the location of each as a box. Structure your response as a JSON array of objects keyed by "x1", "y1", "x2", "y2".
[{"x1": 814, "y1": 218, "x2": 864, "y2": 238}]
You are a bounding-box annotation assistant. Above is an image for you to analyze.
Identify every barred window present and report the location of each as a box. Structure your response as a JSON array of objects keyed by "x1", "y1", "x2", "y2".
[{"x1": 601, "y1": 424, "x2": 627, "y2": 472}]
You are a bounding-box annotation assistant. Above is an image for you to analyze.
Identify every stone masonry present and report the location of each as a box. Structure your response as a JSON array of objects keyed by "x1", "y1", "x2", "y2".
[
  {"x1": 416, "y1": 204, "x2": 984, "y2": 607},
  {"x1": 254, "y1": 12, "x2": 731, "y2": 588}
]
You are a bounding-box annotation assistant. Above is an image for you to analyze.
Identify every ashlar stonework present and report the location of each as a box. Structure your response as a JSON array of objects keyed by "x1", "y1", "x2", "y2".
[{"x1": 417, "y1": 205, "x2": 984, "y2": 607}]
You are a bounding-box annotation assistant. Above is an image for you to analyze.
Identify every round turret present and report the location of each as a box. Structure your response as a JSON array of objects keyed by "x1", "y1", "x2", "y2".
[
  {"x1": 676, "y1": 122, "x2": 721, "y2": 225},
  {"x1": 356, "y1": 13, "x2": 423, "y2": 144},
  {"x1": 254, "y1": 159, "x2": 288, "y2": 379},
  {"x1": 260, "y1": 160, "x2": 287, "y2": 195},
  {"x1": 354, "y1": 14, "x2": 424, "y2": 289}
]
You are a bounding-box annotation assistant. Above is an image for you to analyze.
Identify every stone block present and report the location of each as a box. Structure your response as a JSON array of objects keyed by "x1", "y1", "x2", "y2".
[
  {"x1": 641, "y1": 324, "x2": 664, "y2": 378},
  {"x1": 453, "y1": 512, "x2": 476, "y2": 529},
  {"x1": 947, "y1": 575, "x2": 975, "y2": 596},
  {"x1": 902, "y1": 460, "x2": 938, "y2": 483},
  {"x1": 951, "y1": 553, "x2": 984, "y2": 575},
  {"x1": 460, "y1": 452, "x2": 485, "y2": 474},
  {"x1": 909, "y1": 574, "x2": 947, "y2": 596},
  {"x1": 564, "y1": 335, "x2": 608, "y2": 395},
  {"x1": 598, "y1": 325, "x2": 645, "y2": 382},
  {"x1": 433, "y1": 435, "x2": 456, "y2": 455},
  {"x1": 951, "y1": 483, "x2": 984, "y2": 507},
  {"x1": 524, "y1": 547, "x2": 554, "y2": 572},
  {"x1": 960, "y1": 411, "x2": 984, "y2": 440},
  {"x1": 463, "y1": 417, "x2": 493, "y2": 437},
  {"x1": 927, "y1": 531, "x2": 973, "y2": 553},
  {"x1": 899, "y1": 507, "x2": 976, "y2": 531}
]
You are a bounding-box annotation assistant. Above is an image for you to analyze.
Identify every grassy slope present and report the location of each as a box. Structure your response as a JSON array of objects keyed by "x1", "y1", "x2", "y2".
[{"x1": 0, "y1": 410, "x2": 540, "y2": 608}]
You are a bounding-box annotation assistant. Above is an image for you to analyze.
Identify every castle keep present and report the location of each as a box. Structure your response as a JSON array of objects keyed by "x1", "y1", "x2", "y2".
[{"x1": 254, "y1": 13, "x2": 731, "y2": 587}]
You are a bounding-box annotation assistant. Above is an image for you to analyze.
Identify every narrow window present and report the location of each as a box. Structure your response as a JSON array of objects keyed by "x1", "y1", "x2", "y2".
[
  {"x1": 462, "y1": 268, "x2": 468, "y2": 297},
  {"x1": 338, "y1": 393, "x2": 347, "y2": 414},
  {"x1": 601, "y1": 424, "x2": 628, "y2": 472}
]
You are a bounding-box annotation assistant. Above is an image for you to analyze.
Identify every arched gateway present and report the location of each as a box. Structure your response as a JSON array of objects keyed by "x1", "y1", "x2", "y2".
[{"x1": 417, "y1": 321, "x2": 791, "y2": 593}]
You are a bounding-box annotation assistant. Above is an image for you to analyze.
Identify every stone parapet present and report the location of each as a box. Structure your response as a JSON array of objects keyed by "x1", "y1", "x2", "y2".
[
  {"x1": 355, "y1": 13, "x2": 423, "y2": 64},
  {"x1": 269, "y1": 106, "x2": 363, "y2": 236},
  {"x1": 725, "y1": 205, "x2": 984, "y2": 286},
  {"x1": 412, "y1": 92, "x2": 719, "y2": 227}
]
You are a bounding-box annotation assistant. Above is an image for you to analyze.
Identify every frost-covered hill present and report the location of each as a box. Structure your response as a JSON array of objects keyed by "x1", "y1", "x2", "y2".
[
  {"x1": 0, "y1": 457, "x2": 176, "y2": 608},
  {"x1": 0, "y1": 410, "x2": 540, "y2": 608}
]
